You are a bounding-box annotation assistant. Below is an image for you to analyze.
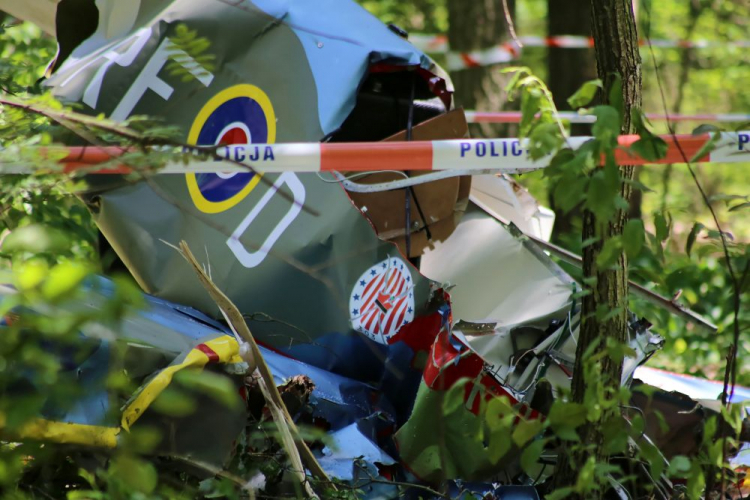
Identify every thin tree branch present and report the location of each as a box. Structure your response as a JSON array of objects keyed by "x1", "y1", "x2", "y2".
[
  {"x1": 642, "y1": 2, "x2": 743, "y2": 494},
  {"x1": 177, "y1": 241, "x2": 332, "y2": 493},
  {"x1": 502, "y1": 0, "x2": 522, "y2": 48}
]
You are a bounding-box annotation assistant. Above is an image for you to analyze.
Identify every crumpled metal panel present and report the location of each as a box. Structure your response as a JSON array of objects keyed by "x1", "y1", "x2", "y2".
[
  {"x1": 1, "y1": 0, "x2": 675, "y2": 494},
  {"x1": 43, "y1": 0, "x2": 446, "y2": 357}
]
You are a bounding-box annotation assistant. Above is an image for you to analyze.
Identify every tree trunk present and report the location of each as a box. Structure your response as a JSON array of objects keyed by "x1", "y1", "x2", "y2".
[
  {"x1": 547, "y1": 0, "x2": 597, "y2": 242},
  {"x1": 554, "y1": 0, "x2": 642, "y2": 496},
  {"x1": 447, "y1": 0, "x2": 515, "y2": 138}
]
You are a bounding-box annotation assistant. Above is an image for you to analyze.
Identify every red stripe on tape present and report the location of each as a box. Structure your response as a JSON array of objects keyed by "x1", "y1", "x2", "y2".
[
  {"x1": 196, "y1": 343, "x2": 220, "y2": 363},
  {"x1": 460, "y1": 53, "x2": 480, "y2": 68},
  {"x1": 320, "y1": 142, "x2": 433, "y2": 172},
  {"x1": 615, "y1": 133, "x2": 711, "y2": 164}
]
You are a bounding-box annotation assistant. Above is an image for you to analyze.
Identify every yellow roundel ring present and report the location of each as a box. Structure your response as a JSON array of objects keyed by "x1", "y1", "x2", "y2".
[{"x1": 186, "y1": 84, "x2": 276, "y2": 214}]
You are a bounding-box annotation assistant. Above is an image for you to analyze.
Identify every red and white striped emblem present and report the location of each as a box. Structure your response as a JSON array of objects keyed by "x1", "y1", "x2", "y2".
[{"x1": 350, "y1": 257, "x2": 415, "y2": 344}]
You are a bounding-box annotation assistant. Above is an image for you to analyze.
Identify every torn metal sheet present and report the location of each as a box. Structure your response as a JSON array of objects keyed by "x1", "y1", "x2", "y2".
[
  {"x1": 469, "y1": 174, "x2": 556, "y2": 241},
  {"x1": 395, "y1": 204, "x2": 663, "y2": 481},
  {"x1": 634, "y1": 366, "x2": 750, "y2": 403},
  {"x1": 421, "y1": 204, "x2": 575, "y2": 326},
  {"x1": 43, "y1": 0, "x2": 449, "y2": 361},
  {"x1": 3, "y1": 0, "x2": 717, "y2": 495},
  {"x1": 0, "y1": 0, "x2": 58, "y2": 36}
]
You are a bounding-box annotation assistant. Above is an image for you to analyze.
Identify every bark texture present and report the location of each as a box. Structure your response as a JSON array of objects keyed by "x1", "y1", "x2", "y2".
[
  {"x1": 447, "y1": 0, "x2": 515, "y2": 137},
  {"x1": 554, "y1": 0, "x2": 642, "y2": 496}
]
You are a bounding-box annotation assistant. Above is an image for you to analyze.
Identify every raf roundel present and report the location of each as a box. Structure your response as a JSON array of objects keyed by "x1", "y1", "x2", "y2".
[
  {"x1": 186, "y1": 84, "x2": 276, "y2": 213},
  {"x1": 350, "y1": 257, "x2": 415, "y2": 344}
]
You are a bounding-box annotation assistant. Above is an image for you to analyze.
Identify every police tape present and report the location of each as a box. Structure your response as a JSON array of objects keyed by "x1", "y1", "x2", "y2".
[
  {"x1": 410, "y1": 33, "x2": 750, "y2": 57},
  {"x1": 465, "y1": 111, "x2": 750, "y2": 124},
  {"x1": 10, "y1": 131, "x2": 750, "y2": 175},
  {"x1": 445, "y1": 44, "x2": 519, "y2": 70},
  {"x1": 412, "y1": 34, "x2": 750, "y2": 70}
]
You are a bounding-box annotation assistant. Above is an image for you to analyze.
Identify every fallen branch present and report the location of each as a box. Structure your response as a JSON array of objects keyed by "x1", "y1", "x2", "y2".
[{"x1": 178, "y1": 240, "x2": 332, "y2": 496}]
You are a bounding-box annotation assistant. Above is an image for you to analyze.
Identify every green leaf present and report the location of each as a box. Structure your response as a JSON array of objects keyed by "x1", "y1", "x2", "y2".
[
  {"x1": 632, "y1": 383, "x2": 659, "y2": 397},
  {"x1": 567, "y1": 79, "x2": 602, "y2": 108},
  {"x1": 548, "y1": 402, "x2": 586, "y2": 441},
  {"x1": 585, "y1": 165, "x2": 620, "y2": 222},
  {"x1": 42, "y1": 261, "x2": 91, "y2": 302},
  {"x1": 708, "y1": 193, "x2": 747, "y2": 204},
  {"x1": 528, "y1": 122, "x2": 564, "y2": 160},
  {"x1": 511, "y1": 418, "x2": 544, "y2": 448},
  {"x1": 442, "y1": 378, "x2": 469, "y2": 416},
  {"x1": 486, "y1": 396, "x2": 516, "y2": 463},
  {"x1": 623, "y1": 219, "x2": 645, "y2": 259},
  {"x1": 488, "y1": 428, "x2": 513, "y2": 464},
  {"x1": 174, "y1": 369, "x2": 241, "y2": 410},
  {"x1": 581, "y1": 236, "x2": 600, "y2": 248},
  {"x1": 486, "y1": 395, "x2": 514, "y2": 426},
  {"x1": 689, "y1": 130, "x2": 721, "y2": 162},
  {"x1": 574, "y1": 456, "x2": 597, "y2": 492},
  {"x1": 686, "y1": 463, "x2": 706, "y2": 500},
  {"x1": 654, "y1": 212, "x2": 670, "y2": 242},
  {"x1": 109, "y1": 455, "x2": 158, "y2": 494},
  {"x1": 520, "y1": 89, "x2": 542, "y2": 136},
  {"x1": 520, "y1": 438, "x2": 546, "y2": 477},
  {"x1": 630, "y1": 134, "x2": 668, "y2": 161},
  {"x1": 686, "y1": 222, "x2": 705, "y2": 257},
  {"x1": 667, "y1": 455, "x2": 692, "y2": 478},
  {"x1": 692, "y1": 123, "x2": 721, "y2": 135},
  {"x1": 2, "y1": 224, "x2": 69, "y2": 254},
  {"x1": 13, "y1": 260, "x2": 49, "y2": 291},
  {"x1": 120, "y1": 426, "x2": 163, "y2": 454},
  {"x1": 544, "y1": 487, "x2": 574, "y2": 500},
  {"x1": 151, "y1": 387, "x2": 198, "y2": 417},
  {"x1": 596, "y1": 236, "x2": 623, "y2": 268},
  {"x1": 602, "y1": 415, "x2": 630, "y2": 454},
  {"x1": 639, "y1": 438, "x2": 666, "y2": 479},
  {"x1": 729, "y1": 201, "x2": 750, "y2": 212},
  {"x1": 592, "y1": 105, "x2": 621, "y2": 144}
]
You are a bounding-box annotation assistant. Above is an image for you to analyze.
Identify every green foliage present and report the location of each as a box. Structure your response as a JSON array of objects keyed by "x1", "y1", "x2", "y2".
[
  {"x1": 356, "y1": 0, "x2": 448, "y2": 33},
  {"x1": 0, "y1": 21, "x2": 54, "y2": 93},
  {"x1": 503, "y1": 67, "x2": 568, "y2": 159},
  {"x1": 0, "y1": 2, "x2": 747, "y2": 498},
  {"x1": 567, "y1": 79, "x2": 602, "y2": 109},
  {"x1": 166, "y1": 23, "x2": 216, "y2": 83}
]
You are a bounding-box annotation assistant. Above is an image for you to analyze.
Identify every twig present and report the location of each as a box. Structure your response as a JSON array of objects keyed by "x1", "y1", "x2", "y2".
[
  {"x1": 255, "y1": 374, "x2": 315, "y2": 498},
  {"x1": 501, "y1": 0, "x2": 522, "y2": 48},
  {"x1": 167, "y1": 454, "x2": 261, "y2": 496},
  {"x1": 354, "y1": 466, "x2": 449, "y2": 499},
  {"x1": 177, "y1": 241, "x2": 332, "y2": 495}
]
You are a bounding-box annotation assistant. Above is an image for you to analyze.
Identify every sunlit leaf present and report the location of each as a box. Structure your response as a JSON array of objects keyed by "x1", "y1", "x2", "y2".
[
  {"x1": 41, "y1": 261, "x2": 91, "y2": 302},
  {"x1": 2, "y1": 224, "x2": 69, "y2": 254},
  {"x1": 548, "y1": 401, "x2": 586, "y2": 441},
  {"x1": 567, "y1": 79, "x2": 602, "y2": 109},
  {"x1": 511, "y1": 418, "x2": 543, "y2": 448}
]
